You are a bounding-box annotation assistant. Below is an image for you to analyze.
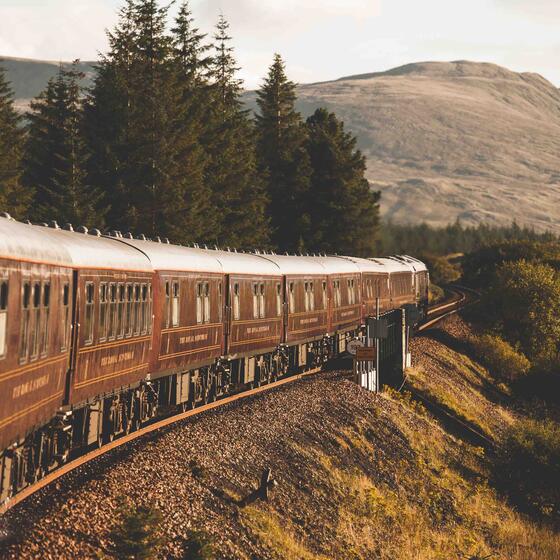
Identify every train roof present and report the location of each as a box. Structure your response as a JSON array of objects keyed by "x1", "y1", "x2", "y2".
[
  {"x1": 0, "y1": 218, "x2": 152, "y2": 271},
  {"x1": 256, "y1": 254, "x2": 327, "y2": 276},
  {"x1": 368, "y1": 257, "x2": 412, "y2": 273},
  {"x1": 0, "y1": 217, "x2": 73, "y2": 267},
  {"x1": 206, "y1": 249, "x2": 281, "y2": 276},
  {"x1": 308, "y1": 256, "x2": 361, "y2": 275},
  {"x1": 393, "y1": 255, "x2": 428, "y2": 272},
  {"x1": 339, "y1": 255, "x2": 393, "y2": 273},
  {"x1": 110, "y1": 237, "x2": 223, "y2": 273}
]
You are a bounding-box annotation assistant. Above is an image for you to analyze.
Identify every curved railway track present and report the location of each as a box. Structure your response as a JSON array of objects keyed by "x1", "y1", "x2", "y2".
[{"x1": 0, "y1": 287, "x2": 473, "y2": 516}]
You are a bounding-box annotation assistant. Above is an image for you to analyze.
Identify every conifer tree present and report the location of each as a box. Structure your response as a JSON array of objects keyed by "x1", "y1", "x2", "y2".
[
  {"x1": 0, "y1": 64, "x2": 30, "y2": 218},
  {"x1": 255, "y1": 54, "x2": 311, "y2": 252},
  {"x1": 86, "y1": 0, "x2": 215, "y2": 243},
  {"x1": 305, "y1": 108, "x2": 380, "y2": 256},
  {"x1": 205, "y1": 14, "x2": 269, "y2": 249},
  {"x1": 23, "y1": 64, "x2": 105, "y2": 227}
]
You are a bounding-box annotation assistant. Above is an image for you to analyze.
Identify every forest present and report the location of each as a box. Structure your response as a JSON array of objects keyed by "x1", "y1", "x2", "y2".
[{"x1": 0, "y1": 0, "x2": 380, "y2": 256}]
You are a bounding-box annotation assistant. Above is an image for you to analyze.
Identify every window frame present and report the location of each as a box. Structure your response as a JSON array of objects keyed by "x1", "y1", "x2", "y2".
[
  {"x1": 84, "y1": 281, "x2": 95, "y2": 346},
  {"x1": 0, "y1": 279, "x2": 8, "y2": 359}
]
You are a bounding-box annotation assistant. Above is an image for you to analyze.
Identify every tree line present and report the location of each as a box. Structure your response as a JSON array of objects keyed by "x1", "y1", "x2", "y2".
[{"x1": 0, "y1": 0, "x2": 380, "y2": 256}]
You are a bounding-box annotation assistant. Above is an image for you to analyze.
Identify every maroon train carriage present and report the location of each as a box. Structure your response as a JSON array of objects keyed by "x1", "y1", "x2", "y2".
[
  {"x1": 309, "y1": 256, "x2": 363, "y2": 354},
  {"x1": 0, "y1": 218, "x2": 74, "y2": 498},
  {"x1": 390, "y1": 255, "x2": 430, "y2": 312},
  {"x1": 109, "y1": 236, "x2": 226, "y2": 408},
  {"x1": 257, "y1": 254, "x2": 330, "y2": 370},
  {"x1": 372, "y1": 257, "x2": 416, "y2": 310},
  {"x1": 210, "y1": 249, "x2": 284, "y2": 390}
]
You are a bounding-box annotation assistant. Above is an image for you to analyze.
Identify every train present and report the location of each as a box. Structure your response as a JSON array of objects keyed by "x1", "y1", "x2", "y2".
[{"x1": 0, "y1": 214, "x2": 429, "y2": 504}]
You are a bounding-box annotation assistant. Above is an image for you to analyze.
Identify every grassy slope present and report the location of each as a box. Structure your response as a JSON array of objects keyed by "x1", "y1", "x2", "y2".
[{"x1": 240, "y1": 316, "x2": 560, "y2": 560}]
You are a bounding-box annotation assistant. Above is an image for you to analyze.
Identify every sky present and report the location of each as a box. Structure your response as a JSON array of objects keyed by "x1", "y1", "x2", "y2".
[{"x1": 1, "y1": 0, "x2": 559, "y2": 88}]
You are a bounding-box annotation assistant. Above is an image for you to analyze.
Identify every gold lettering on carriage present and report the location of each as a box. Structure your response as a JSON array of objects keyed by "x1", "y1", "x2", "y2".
[
  {"x1": 101, "y1": 351, "x2": 134, "y2": 367},
  {"x1": 12, "y1": 374, "x2": 50, "y2": 398},
  {"x1": 340, "y1": 310, "x2": 355, "y2": 318},
  {"x1": 179, "y1": 333, "x2": 208, "y2": 345},
  {"x1": 300, "y1": 317, "x2": 319, "y2": 325},
  {"x1": 247, "y1": 326, "x2": 270, "y2": 334}
]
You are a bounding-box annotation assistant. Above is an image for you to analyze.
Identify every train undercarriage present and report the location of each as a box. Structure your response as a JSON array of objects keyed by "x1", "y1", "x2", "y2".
[{"x1": 0, "y1": 329, "x2": 358, "y2": 505}]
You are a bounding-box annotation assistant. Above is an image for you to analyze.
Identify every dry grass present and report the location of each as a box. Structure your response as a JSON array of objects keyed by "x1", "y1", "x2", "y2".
[{"x1": 243, "y1": 338, "x2": 560, "y2": 560}]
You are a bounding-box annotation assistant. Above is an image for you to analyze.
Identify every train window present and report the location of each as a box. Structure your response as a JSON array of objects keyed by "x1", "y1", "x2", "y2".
[
  {"x1": 99, "y1": 283, "x2": 108, "y2": 341},
  {"x1": 0, "y1": 280, "x2": 8, "y2": 358},
  {"x1": 40, "y1": 283, "x2": 50, "y2": 357},
  {"x1": 141, "y1": 284, "x2": 148, "y2": 334},
  {"x1": 125, "y1": 284, "x2": 133, "y2": 337},
  {"x1": 233, "y1": 283, "x2": 240, "y2": 321},
  {"x1": 30, "y1": 283, "x2": 41, "y2": 360},
  {"x1": 133, "y1": 284, "x2": 141, "y2": 335},
  {"x1": 333, "y1": 280, "x2": 341, "y2": 307},
  {"x1": 276, "y1": 283, "x2": 282, "y2": 317},
  {"x1": 171, "y1": 281, "x2": 180, "y2": 327},
  {"x1": 288, "y1": 282, "x2": 295, "y2": 313},
  {"x1": 322, "y1": 281, "x2": 327, "y2": 309},
  {"x1": 117, "y1": 284, "x2": 125, "y2": 339},
  {"x1": 218, "y1": 283, "x2": 222, "y2": 321},
  {"x1": 309, "y1": 282, "x2": 314, "y2": 311},
  {"x1": 84, "y1": 282, "x2": 95, "y2": 345},
  {"x1": 196, "y1": 283, "x2": 203, "y2": 324},
  {"x1": 109, "y1": 283, "x2": 117, "y2": 339},
  {"x1": 61, "y1": 283, "x2": 70, "y2": 352},
  {"x1": 165, "y1": 281, "x2": 170, "y2": 327},
  {"x1": 148, "y1": 284, "x2": 153, "y2": 334},
  {"x1": 348, "y1": 279, "x2": 355, "y2": 305},
  {"x1": 252, "y1": 284, "x2": 259, "y2": 319},
  {"x1": 19, "y1": 282, "x2": 31, "y2": 362},
  {"x1": 204, "y1": 283, "x2": 211, "y2": 323},
  {"x1": 259, "y1": 283, "x2": 265, "y2": 319}
]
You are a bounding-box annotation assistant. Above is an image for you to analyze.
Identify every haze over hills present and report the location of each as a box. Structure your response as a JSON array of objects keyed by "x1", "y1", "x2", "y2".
[{"x1": 4, "y1": 56, "x2": 560, "y2": 233}]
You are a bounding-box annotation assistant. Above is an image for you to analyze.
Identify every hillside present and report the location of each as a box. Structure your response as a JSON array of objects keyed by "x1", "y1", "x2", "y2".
[
  {"x1": 246, "y1": 61, "x2": 560, "y2": 233},
  {"x1": 1, "y1": 316, "x2": 559, "y2": 559},
  {"x1": 5, "y1": 57, "x2": 560, "y2": 232}
]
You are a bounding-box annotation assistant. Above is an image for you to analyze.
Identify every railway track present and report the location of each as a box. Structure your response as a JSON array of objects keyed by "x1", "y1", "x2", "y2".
[{"x1": 0, "y1": 287, "x2": 473, "y2": 516}]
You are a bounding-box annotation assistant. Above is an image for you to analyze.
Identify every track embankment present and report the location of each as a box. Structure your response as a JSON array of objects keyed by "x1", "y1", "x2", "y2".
[{"x1": 1, "y1": 316, "x2": 559, "y2": 560}]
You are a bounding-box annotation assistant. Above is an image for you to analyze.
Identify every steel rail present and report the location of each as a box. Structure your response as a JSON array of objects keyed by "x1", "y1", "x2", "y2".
[{"x1": 0, "y1": 366, "x2": 322, "y2": 515}]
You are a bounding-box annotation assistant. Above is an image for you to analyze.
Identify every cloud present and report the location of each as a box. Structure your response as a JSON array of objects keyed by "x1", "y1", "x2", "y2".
[
  {"x1": 194, "y1": 0, "x2": 380, "y2": 36},
  {"x1": 0, "y1": 0, "x2": 116, "y2": 60}
]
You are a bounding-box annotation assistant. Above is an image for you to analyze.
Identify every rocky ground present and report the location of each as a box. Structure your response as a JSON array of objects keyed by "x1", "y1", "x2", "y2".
[{"x1": 0, "y1": 315, "x2": 559, "y2": 559}]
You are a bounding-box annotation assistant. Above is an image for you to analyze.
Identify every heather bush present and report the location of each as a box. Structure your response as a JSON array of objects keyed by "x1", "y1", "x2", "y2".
[{"x1": 472, "y1": 334, "x2": 530, "y2": 381}]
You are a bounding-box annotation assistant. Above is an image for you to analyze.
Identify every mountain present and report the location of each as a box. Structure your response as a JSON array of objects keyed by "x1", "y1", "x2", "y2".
[
  {"x1": 4, "y1": 57, "x2": 560, "y2": 232},
  {"x1": 246, "y1": 60, "x2": 560, "y2": 233}
]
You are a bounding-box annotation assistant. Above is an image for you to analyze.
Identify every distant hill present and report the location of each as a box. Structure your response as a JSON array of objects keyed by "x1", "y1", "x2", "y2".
[
  {"x1": 5, "y1": 56, "x2": 560, "y2": 233},
  {"x1": 0, "y1": 56, "x2": 94, "y2": 112}
]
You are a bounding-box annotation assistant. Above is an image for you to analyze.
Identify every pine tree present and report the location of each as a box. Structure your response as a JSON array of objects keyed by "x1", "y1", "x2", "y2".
[
  {"x1": 305, "y1": 108, "x2": 380, "y2": 257},
  {"x1": 23, "y1": 63, "x2": 105, "y2": 227},
  {"x1": 0, "y1": 64, "x2": 30, "y2": 218},
  {"x1": 85, "y1": 0, "x2": 216, "y2": 243},
  {"x1": 255, "y1": 54, "x2": 311, "y2": 252},
  {"x1": 84, "y1": 0, "x2": 137, "y2": 231},
  {"x1": 205, "y1": 14, "x2": 269, "y2": 249},
  {"x1": 169, "y1": 0, "x2": 216, "y2": 244}
]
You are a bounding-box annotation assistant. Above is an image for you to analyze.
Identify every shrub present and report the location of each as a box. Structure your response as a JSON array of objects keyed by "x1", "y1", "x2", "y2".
[
  {"x1": 110, "y1": 503, "x2": 163, "y2": 560},
  {"x1": 480, "y1": 260, "x2": 560, "y2": 368},
  {"x1": 428, "y1": 283, "x2": 445, "y2": 304},
  {"x1": 472, "y1": 334, "x2": 530, "y2": 381},
  {"x1": 495, "y1": 419, "x2": 560, "y2": 520}
]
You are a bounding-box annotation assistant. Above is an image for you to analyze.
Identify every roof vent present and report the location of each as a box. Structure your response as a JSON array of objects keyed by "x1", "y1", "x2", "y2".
[
  {"x1": 0, "y1": 212, "x2": 12, "y2": 220},
  {"x1": 204, "y1": 244, "x2": 208, "y2": 250},
  {"x1": 125, "y1": 232, "x2": 133, "y2": 239},
  {"x1": 194, "y1": 243, "x2": 200, "y2": 249},
  {"x1": 164, "y1": 238, "x2": 170, "y2": 244},
  {"x1": 25, "y1": 220, "x2": 32, "y2": 225},
  {"x1": 77, "y1": 225, "x2": 89, "y2": 234},
  {"x1": 49, "y1": 220, "x2": 60, "y2": 229},
  {"x1": 91, "y1": 228, "x2": 102, "y2": 237},
  {"x1": 40, "y1": 222, "x2": 49, "y2": 227},
  {"x1": 155, "y1": 236, "x2": 162, "y2": 243},
  {"x1": 64, "y1": 223, "x2": 74, "y2": 231},
  {"x1": 137, "y1": 234, "x2": 147, "y2": 241}
]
